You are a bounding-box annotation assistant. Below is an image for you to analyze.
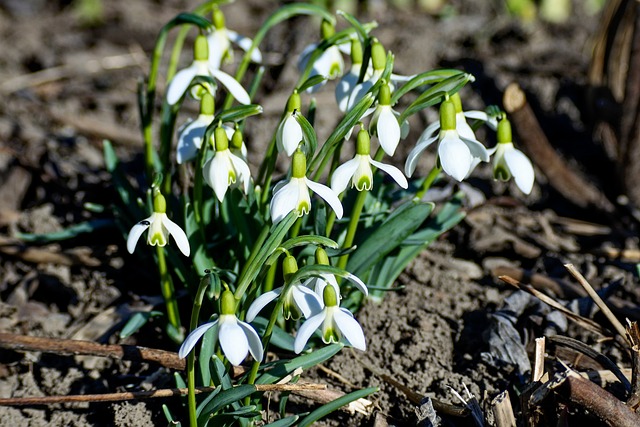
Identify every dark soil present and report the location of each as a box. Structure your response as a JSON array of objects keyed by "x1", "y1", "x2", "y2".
[{"x1": 2, "y1": 0, "x2": 637, "y2": 426}]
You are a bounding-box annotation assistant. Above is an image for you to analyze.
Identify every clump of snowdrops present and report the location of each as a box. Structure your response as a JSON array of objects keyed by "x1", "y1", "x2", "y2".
[{"x1": 108, "y1": 1, "x2": 535, "y2": 425}]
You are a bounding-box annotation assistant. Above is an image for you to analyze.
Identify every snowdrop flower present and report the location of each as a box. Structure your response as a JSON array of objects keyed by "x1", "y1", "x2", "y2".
[
  {"x1": 491, "y1": 117, "x2": 535, "y2": 194},
  {"x1": 127, "y1": 191, "x2": 190, "y2": 256},
  {"x1": 246, "y1": 255, "x2": 323, "y2": 322},
  {"x1": 345, "y1": 39, "x2": 386, "y2": 112},
  {"x1": 178, "y1": 290, "x2": 263, "y2": 366},
  {"x1": 405, "y1": 97, "x2": 490, "y2": 182},
  {"x1": 276, "y1": 91, "x2": 304, "y2": 156},
  {"x1": 176, "y1": 93, "x2": 214, "y2": 164},
  {"x1": 332, "y1": 127, "x2": 408, "y2": 194},
  {"x1": 369, "y1": 83, "x2": 406, "y2": 156},
  {"x1": 207, "y1": 7, "x2": 262, "y2": 71},
  {"x1": 297, "y1": 20, "x2": 344, "y2": 93},
  {"x1": 336, "y1": 38, "x2": 365, "y2": 112},
  {"x1": 270, "y1": 150, "x2": 343, "y2": 223},
  {"x1": 302, "y1": 248, "x2": 369, "y2": 299},
  {"x1": 166, "y1": 35, "x2": 250, "y2": 106},
  {"x1": 203, "y1": 126, "x2": 251, "y2": 202},
  {"x1": 294, "y1": 283, "x2": 366, "y2": 353}
]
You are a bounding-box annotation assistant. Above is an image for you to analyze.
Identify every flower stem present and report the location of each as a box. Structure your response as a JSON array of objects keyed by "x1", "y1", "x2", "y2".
[
  {"x1": 337, "y1": 189, "x2": 367, "y2": 272},
  {"x1": 156, "y1": 246, "x2": 182, "y2": 342},
  {"x1": 415, "y1": 165, "x2": 441, "y2": 200},
  {"x1": 186, "y1": 277, "x2": 209, "y2": 427}
]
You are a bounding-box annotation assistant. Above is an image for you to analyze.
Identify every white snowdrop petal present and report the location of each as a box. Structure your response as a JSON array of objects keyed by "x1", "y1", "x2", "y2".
[
  {"x1": 461, "y1": 137, "x2": 490, "y2": 162},
  {"x1": 416, "y1": 121, "x2": 441, "y2": 146},
  {"x1": 334, "y1": 308, "x2": 366, "y2": 351},
  {"x1": 219, "y1": 317, "x2": 249, "y2": 366},
  {"x1": 126, "y1": 215, "x2": 153, "y2": 254},
  {"x1": 330, "y1": 157, "x2": 360, "y2": 195},
  {"x1": 162, "y1": 215, "x2": 191, "y2": 257},
  {"x1": 346, "y1": 80, "x2": 373, "y2": 111},
  {"x1": 456, "y1": 113, "x2": 476, "y2": 141},
  {"x1": 270, "y1": 181, "x2": 300, "y2": 223},
  {"x1": 370, "y1": 159, "x2": 408, "y2": 189},
  {"x1": 439, "y1": 134, "x2": 473, "y2": 182},
  {"x1": 167, "y1": 64, "x2": 199, "y2": 105},
  {"x1": 246, "y1": 288, "x2": 282, "y2": 322},
  {"x1": 294, "y1": 311, "x2": 326, "y2": 354},
  {"x1": 504, "y1": 148, "x2": 535, "y2": 194},
  {"x1": 343, "y1": 273, "x2": 368, "y2": 296},
  {"x1": 210, "y1": 153, "x2": 231, "y2": 202},
  {"x1": 292, "y1": 285, "x2": 324, "y2": 319},
  {"x1": 305, "y1": 178, "x2": 343, "y2": 219},
  {"x1": 282, "y1": 115, "x2": 303, "y2": 156},
  {"x1": 210, "y1": 68, "x2": 251, "y2": 105},
  {"x1": 404, "y1": 135, "x2": 438, "y2": 177},
  {"x1": 178, "y1": 321, "x2": 218, "y2": 359},
  {"x1": 237, "y1": 320, "x2": 264, "y2": 362},
  {"x1": 463, "y1": 110, "x2": 489, "y2": 121},
  {"x1": 377, "y1": 107, "x2": 401, "y2": 156},
  {"x1": 335, "y1": 68, "x2": 359, "y2": 112},
  {"x1": 227, "y1": 30, "x2": 262, "y2": 63},
  {"x1": 229, "y1": 152, "x2": 252, "y2": 194}
]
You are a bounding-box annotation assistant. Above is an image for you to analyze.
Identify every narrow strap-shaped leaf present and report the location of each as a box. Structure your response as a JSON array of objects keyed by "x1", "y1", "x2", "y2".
[
  {"x1": 391, "y1": 69, "x2": 467, "y2": 104},
  {"x1": 296, "y1": 112, "x2": 318, "y2": 163},
  {"x1": 280, "y1": 235, "x2": 339, "y2": 251},
  {"x1": 250, "y1": 316, "x2": 295, "y2": 352},
  {"x1": 263, "y1": 415, "x2": 299, "y2": 427},
  {"x1": 337, "y1": 10, "x2": 370, "y2": 42},
  {"x1": 256, "y1": 343, "x2": 343, "y2": 385},
  {"x1": 215, "y1": 104, "x2": 264, "y2": 124},
  {"x1": 16, "y1": 219, "x2": 115, "y2": 242},
  {"x1": 119, "y1": 311, "x2": 163, "y2": 339},
  {"x1": 197, "y1": 385, "x2": 257, "y2": 425},
  {"x1": 297, "y1": 75, "x2": 327, "y2": 93},
  {"x1": 399, "y1": 73, "x2": 472, "y2": 122},
  {"x1": 297, "y1": 387, "x2": 378, "y2": 427}
]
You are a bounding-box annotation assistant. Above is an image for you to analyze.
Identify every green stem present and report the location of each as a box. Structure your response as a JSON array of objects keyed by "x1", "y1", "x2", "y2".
[
  {"x1": 337, "y1": 189, "x2": 366, "y2": 272},
  {"x1": 186, "y1": 276, "x2": 210, "y2": 427},
  {"x1": 156, "y1": 246, "x2": 182, "y2": 341},
  {"x1": 415, "y1": 165, "x2": 441, "y2": 200},
  {"x1": 290, "y1": 217, "x2": 303, "y2": 239}
]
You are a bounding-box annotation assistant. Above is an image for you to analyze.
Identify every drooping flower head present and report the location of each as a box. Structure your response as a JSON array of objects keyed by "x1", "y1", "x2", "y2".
[
  {"x1": 276, "y1": 91, "x2": 304, "y2": 157},
  {"x1": 491, "y1": 116, "x2": 535, "y2": 194},
  {"x1": 166, "y1": 34, "x2": 250, "y2": 106},
  {"x1": 176, "y1": 92, "x2": 214, "y2": 164},
  {"x1": 127, "y1": 190, "x2": 190, "y2": 256},
  {"x1": 178, "y1": 289, "x2": 263, "y2": 366},
  {"x1": 203, "y1": 125, "x2": 251, "y2": 202},
  {"x1": 369, "y1": 83, "x2": 403, "y2": 156},
  {"x1": 270, "y1": 150, "x2": 343, "y2": 223},
  {"x1": 207, "y1": 6, "x2": 262, "y2": 71},
  {"x1": 298, "y1": 19, "x2": 345, "y2": 93},
  {"x1": 246, "y1": 255, "x2": 323, "y2": 322},
  {"x1": 331, "y1": 127, "x2": 408, "y2": 195},
  {"x1": 294, "y1": 283, "x2": 366, "y2": 353},
  {"x1": 346, "y1": 39, "x2": 386, "y2": 112},
  {"x1": 335, "y1": 37, "x2": 365, "y2": 112},
  {"x1": 405, "y1": 96, "x2": 489, "y2": 181},
  {"x1": 302, "y1": 247, "x2": 369, "y2": 299}
]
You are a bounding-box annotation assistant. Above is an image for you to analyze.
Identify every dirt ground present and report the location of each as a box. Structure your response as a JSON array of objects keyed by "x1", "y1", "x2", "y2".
[{"x1": 2, "y1": 0, "x2": 638, "y2": 426}]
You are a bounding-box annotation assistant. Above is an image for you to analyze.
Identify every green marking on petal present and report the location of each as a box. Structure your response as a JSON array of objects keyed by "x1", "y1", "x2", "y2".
[
  {"x1": 495, "y1": 165, "x2": 510, "y2": 181},
  {"x1": 322, "y1": 326, "x2": 339, "y2": 344},
  {"x1": 355, "y1": 175, "x2": 372, "y2": 191},
  {"x1": 297, "y1": 200, "x2": 311, "y2": 216},
  {"x1": 149, "y1": 231, "x2": 168, "y2": 247}
]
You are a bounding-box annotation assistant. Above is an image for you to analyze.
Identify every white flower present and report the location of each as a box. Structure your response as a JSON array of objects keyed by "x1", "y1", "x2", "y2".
[
  {"x1": 405, "y1": 98, "x2": 489, "y2": 182},
  {"x1": 270, "y1": 151, "x2": 343, "y2": 223},
  {"x1": 203, "y1": 127, "x2": 251, "y2": 202},
  {"x1": 127, "y1": 194, "x2": 190, "y2": 257},
  {"x1": 176, "y1": 114, "x2": 213, "y2": 164},
  {"x1": 276, "y1": 111, "x2": 303, "y2": 157},
  {"x1": 245, "y1": 282, "x2": 323, "y2": 322},
  {"x1": 166, "y1": 35, "x2": 250, "y2": 106},
  {"x1": 207, "y1": 8, "x2": 261, "y2": 70},
  {"x1": 294, "y1": 285, "x2": 365, "y2": 353},
  {"x1": 369, "y1": 102, "x2": 404, "y2": 156},
  {"x1": 491, "y1": 118, "x2": 534, "y2": 194},
  {"x1": 332, "y1": 154, "x2": 408, "y2": 194},
  {"x1": 298, "y1": 43, "x2": 344, "y2": 93},
  {"x1": 178, "y1": 291, "x2": 263, "y2": 366},
  {"x1": 303, "y1": 272, "x2": 369, "y2": 299}
]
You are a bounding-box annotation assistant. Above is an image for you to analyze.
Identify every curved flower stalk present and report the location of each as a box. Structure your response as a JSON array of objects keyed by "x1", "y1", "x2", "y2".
[
  {"x1": 294, "y1": 283, "x2": 366, "y2": 353},
  {"x1": 246, "y1": 255, "x2": 323, "y2": 322},
  {"x1": 270, "y1": 150, "x2": 343, "y2": 224},
  {"x1": 166, "y1": 34, "x2": 250, "y2": 106},
  {"x1": 203, "y1": 126, "x2": 251, "y2": 202},
  {"x1": 302, "y1": 248, "x2": 369, "y2": 300},
  {"x1": 332, "y1": 127, "x2": 408, "y2": 194},
  {"x1": 297, "y1": 20, "x2": 345, "y2": 93},
  {"x1": 405, "y1": 97, "x2": 490, "y2": 182},
  {"x1": 276, "y1": 92, "x2": 304, "y2": 156},
  {"x1": 207, "y1": 7, "x2": 262, "y2": 71},
  {"x1": 491, "y1": 117, "x2": 535, "y2": 194},
  {"x1": 179, "y1": 290, "x2": 263, "y2": 366},
  {"x1": 127, "y1": 191, "x2": 190, "y2": 256}
]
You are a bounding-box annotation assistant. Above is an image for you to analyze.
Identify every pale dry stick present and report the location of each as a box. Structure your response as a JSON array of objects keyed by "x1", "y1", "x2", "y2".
[
  {"x1": 532, "y1": 337, "x2": 546, "y2": 383},
  {"x1": 564, "y1": 263, "x2": 628, "y2": 342},
  {"x1": 0, "y1": 384, "x2": 326, "y2": 406},
  {"x1": 626, "y1": 321, "x2": 640, "y2": 411},
  {"x1": 0, "y1": 51, "x2": 147, "y2": 95},
  {"x1": 491, "y1": 390, "x2": 516, "y2": 427}
]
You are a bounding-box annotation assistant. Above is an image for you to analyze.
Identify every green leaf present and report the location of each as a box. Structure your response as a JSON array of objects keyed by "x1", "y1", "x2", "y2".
[
  {"x1": 166, "y1": 12, "x2": 212, "y2": 31},
  {"x1": 295, "y1": 112, "x2": 318, "y2": 163},
  {"x1": 185, "y1": 202, "x2": 215, "y2": 276},
  {"x1": 162, "y1": 404, "x2": 181, "y2": 426},
  {"x1": 337, "y1": 10, "x2": 369, "y2": 42},
  {"x1": 198, "y1": 323, "x2": 219, "y2": 387},
  {"x1": 16, "y1": 219, "x2": 115, "y2": 243},
  {"x1": 297, "y1": 387, "x2": 378, "y2": 427},
  {"x1": 399, "y1": 73, "x2": 473, "y2": 122},
  {"x1": 297, "y1": 75, "x2": 327, "y2": 93},
  {"x1": 119, "y1": 311, "x2": 163, "y2": 339},
  {"x1": 250, "y1": 316, "x2": 295, "y2": 352},
  {"x1": 256, "y1": 343, "x2": 343, "y2": 385},
  {"x1": 196, "y1": 385, "x2": 257, "y2": 426},
  {"x1": 280, "y1": 235, "x2": 339, "y2": 252},
  {"x1": 215, "y1": 104, "x2": 264, "y2": 124},
  {"x1": 263, "y1": 415, "x2": 299, "y2": 427},
  {"x1": 391, "y1": 69, "x2": 467, "y2": 104},
  {"x1": 347, "y1": 200, "x2": 434, "y2": 277},
  {"x1": 103, "y1": 140, "x2": 144, "y2": 219}
]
